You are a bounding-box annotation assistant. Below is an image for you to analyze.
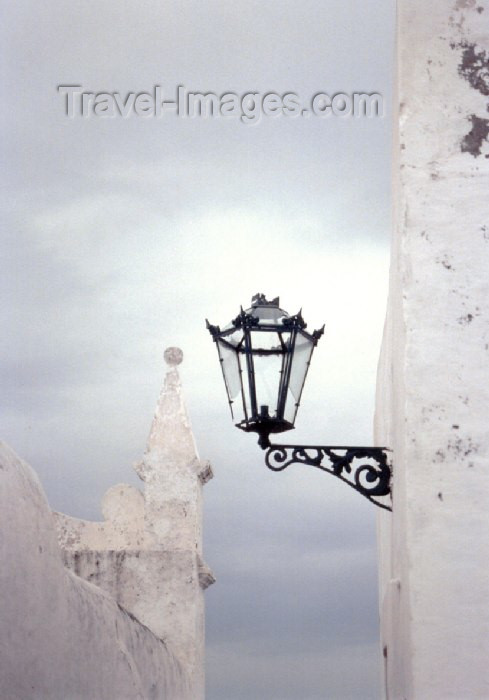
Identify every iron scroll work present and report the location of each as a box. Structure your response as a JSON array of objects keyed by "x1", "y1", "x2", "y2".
[{"x1": 264, "y1": 443, "x2": 392, "y2": 511}]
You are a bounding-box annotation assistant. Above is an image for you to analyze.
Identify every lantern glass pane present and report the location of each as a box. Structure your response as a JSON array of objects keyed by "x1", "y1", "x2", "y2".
[
  {"x1": 240, "y1": 355, "x2": 253, "y2": 421},
  {"x1": 249, "y1": 329, "x2": 286, "y2": 419},
  {"x1": 217, "y1": 340, "x2": 242, "y2": 420},
  {"x1": 251, "y1": 329, "x2": 285, "y2": 352},
  {"x1": 252, "y1": 352, "x2": 282, "y2": 418},
  {"x1": 218, "y1": 341, "x2": 241, "y2": 400},
  {"x1": 284, "y1": 332, "x2": 314, "y2": 422}
]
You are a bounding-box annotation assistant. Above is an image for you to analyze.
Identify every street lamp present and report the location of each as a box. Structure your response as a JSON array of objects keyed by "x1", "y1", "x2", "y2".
[{"x1": 206, "y1": 293, "x2": 392, "y2": 511}]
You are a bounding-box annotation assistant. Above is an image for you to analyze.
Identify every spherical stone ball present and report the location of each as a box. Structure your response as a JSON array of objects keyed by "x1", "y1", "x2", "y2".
[{"x1": 164, "y1": 347, "x2": 183, "y2": 366}]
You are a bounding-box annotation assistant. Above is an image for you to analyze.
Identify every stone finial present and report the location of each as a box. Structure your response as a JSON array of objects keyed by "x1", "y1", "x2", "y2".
[
  {"x1": 164, "y1": 347, "x2": 183, "y2": 366},
  {"x1": 133, "y1": 345, "x2": 198, "y2": 481}
]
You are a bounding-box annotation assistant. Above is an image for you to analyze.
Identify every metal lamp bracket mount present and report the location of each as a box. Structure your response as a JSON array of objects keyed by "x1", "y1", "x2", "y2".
[{"x1": 262, "y1": 440, "x2": 392, "y2": 512}]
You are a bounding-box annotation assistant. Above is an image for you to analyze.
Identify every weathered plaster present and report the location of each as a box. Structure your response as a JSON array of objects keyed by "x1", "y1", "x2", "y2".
[
  {"x1": 53, "y1": 348, "x2": 214, "y2": 700},
  {"x1": 461, "y1": 114, "x2": 489, "y2": 156},
  {"x1": 376, "y1": 1, "x2": 489, "y2": 698},
  {"x1": 0, "y1": 441, "x2": 191, "y2": 700}
]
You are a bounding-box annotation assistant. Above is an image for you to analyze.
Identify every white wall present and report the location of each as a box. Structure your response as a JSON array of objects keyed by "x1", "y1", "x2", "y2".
[
  {"x1": 0, "y1": 441, "x2": 191, "y2": 700},
  {"x1": 54, "y1": 348, "x2": 214, "y2": 700},
  {"x1": 376, "y1": 1, "x2": 489, "y2": 698}
]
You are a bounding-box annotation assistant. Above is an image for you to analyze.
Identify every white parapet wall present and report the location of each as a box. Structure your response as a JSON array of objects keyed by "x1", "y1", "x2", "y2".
[
  {"x1": 54, "y1": 347, "x2": 214, "y2": 700},
  {"x1": 0, "y1": 440, "x2": 191, "y2": 700},
  {"x1": 1, "y1": 347, "x2": 213, "y2": 700},
  {"x1": 376, "y1": 1, "x2": 489, "y2": 698}
]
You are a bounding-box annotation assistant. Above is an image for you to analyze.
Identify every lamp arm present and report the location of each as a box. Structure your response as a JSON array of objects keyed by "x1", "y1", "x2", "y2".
[{"x1": 262, "y1": 443, "x2": 393, "y2": 511}]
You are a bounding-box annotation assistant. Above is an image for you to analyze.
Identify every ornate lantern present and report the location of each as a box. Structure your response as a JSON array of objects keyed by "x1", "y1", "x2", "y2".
[
  {"x1": 206, "y1": 293, "x2": 392, "y2": 511},
  {"x1": 206, "y1": 293, "x2": 324, "y2": 447}
]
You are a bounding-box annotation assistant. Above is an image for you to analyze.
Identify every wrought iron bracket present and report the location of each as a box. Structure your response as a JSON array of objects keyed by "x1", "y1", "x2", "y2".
[{"x1": 263, "y1": 444, "x2": 393, "y2": 511}]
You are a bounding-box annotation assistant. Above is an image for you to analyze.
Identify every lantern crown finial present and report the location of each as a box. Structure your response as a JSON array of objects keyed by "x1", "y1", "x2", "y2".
[{"x1": 251, "y1": 293, "x2": 280, "y2": 307}]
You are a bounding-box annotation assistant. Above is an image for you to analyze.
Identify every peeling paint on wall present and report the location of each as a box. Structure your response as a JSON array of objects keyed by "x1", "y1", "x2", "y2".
[
  {"x1": 449, "y1": 40, "x2": 489, "y2": 155},
  {"x1": 456, "y1": 42, "x2": 489, "y2": 96},
  {"x1": 461, "y1": 114, "x2": 489, "y2": 155}
]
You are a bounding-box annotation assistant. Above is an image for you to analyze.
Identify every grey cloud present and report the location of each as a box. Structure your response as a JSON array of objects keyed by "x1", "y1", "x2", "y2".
[{"x1": 2, "y1": 1, "x2": 394, "y2": 697}]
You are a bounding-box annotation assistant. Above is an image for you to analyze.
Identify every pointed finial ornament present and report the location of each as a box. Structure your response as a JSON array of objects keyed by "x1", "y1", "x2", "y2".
[
  {"x1": 133, "y1": 345, "x2": 198, "y2": 481},
  {"x1": 251, "y1": 293, "x2": 280, "y2": 306}
]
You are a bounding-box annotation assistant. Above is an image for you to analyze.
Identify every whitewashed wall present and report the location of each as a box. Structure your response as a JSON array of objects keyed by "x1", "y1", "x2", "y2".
[
  {"x1": 376, "y1": 1, "x2": 489, "y2": 698},
  {"x1": 1, "y1": 348, "x2": 213, "y2": 700},
  {"x1": 0, "y1": 440, "x2": 191, "y2": 700},
  {"x1": 54, "y1": 348, "x2": 214, "y2": 700}
]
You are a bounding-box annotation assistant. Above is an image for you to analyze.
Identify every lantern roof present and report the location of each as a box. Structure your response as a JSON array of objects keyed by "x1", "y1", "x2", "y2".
[
  {"x1": 238, "y1": 293, "x2": 294, "y2": 325},
  {"x1": 207, "y1": 293, "x2": 324, "y2": 341}
]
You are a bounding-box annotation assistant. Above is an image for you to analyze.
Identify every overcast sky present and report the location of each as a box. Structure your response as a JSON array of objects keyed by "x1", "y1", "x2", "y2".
[{"x1": 1, "y1": 2, "x2": 394, "y2": 698}]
